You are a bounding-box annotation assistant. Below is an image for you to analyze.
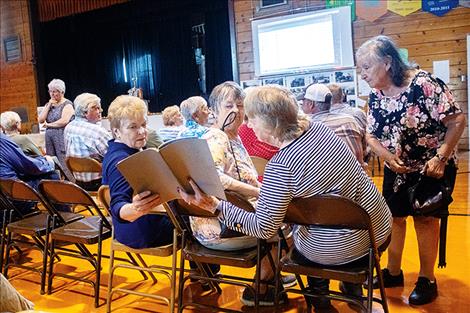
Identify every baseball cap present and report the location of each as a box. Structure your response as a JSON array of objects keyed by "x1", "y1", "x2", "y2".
[{"x1": 303, "y1": 84, "x2": 332, "y2": 102}]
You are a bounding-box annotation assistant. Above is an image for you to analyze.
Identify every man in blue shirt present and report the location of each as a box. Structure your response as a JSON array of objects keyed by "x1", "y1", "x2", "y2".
[{"x1": 0, "y1": 134, "x2": 67, "y2": 215}]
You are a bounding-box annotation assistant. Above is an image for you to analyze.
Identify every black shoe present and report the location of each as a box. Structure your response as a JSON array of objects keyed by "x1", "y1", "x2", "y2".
[
  {"x1": 370, "y1": 268, "x2": 404, "y2": 289},
  {"x1": 339, "y1": 281, "x2": 363, "y2": 297},
  {"x1": 240, "y1": 286, "x2": 287, "y2": 307},
  {"x1": 409, "y1": 277, "x2": 438, "y2": 305},
  {"x1": 305, "y1": 278, "x2": 332, "y2": 309}
]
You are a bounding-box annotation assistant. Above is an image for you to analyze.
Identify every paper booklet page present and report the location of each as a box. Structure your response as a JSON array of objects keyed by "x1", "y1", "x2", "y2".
[{"x1": 117, "y1": 138, "x2": 226, "y2": 204}]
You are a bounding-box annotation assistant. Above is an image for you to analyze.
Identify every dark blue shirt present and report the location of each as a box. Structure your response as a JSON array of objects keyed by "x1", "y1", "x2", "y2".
[
  {"x1": 1, "y1": 134, "x2": 63, "y2": 215},
  {"x1": 1, "y1": 134, "x2": 54, "y2": 181},
  {"x1": 102, "y1": 140, "x2": 173, "y2": 248}
]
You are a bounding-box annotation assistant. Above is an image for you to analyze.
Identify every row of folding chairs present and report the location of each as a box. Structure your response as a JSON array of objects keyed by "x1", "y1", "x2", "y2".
[{"x1": 0, "y1": 177, "x2": 389, "y2": 312}]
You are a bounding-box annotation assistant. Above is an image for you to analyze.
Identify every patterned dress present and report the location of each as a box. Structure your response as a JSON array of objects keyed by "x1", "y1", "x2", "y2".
[
  {"x1": 45, "y1": 99, "x2": 74, "y2": 179},
  {"x1": 367, "y1": 71, "x2": 461, "y2": 187}
]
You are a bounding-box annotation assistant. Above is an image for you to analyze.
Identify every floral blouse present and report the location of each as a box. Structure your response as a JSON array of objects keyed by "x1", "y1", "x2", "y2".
[
  {"x1": 188, "y1": 128, "x2": 258, "y2": 244},
  {"x1": 367, "y1": 71, "x2": 461, "y2": 171}
]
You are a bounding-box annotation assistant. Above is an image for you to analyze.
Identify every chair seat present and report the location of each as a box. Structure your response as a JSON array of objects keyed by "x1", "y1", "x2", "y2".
[
  {"x1": 111, "y1": 239, "x2": 177, "y2": 257},
  {"x1": 7, "y1": 213, "x2": 49, "y2": 236},
  {"x1": 51, "y1": 216, "x2": 112, "y2": 244},
  {"x1": 280, "y1": 248, "x2": 368, "y2": 284},
  {"x1": 183, "y1": 240, "x2": 261, "y2": 268}
]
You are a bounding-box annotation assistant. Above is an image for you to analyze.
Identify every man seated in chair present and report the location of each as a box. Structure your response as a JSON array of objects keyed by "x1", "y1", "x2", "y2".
[
  {"x1": 0, "y1": 134, "x2": 69, "y2": 215},
  {"x1": 64, "y1": 93, "x2": 111, "y2": 191},
  {"x1": 300, "y1": 83, "x2": 367, "y2": 169},
  {"x1": 0, "y1": 111, "x2": 43, "y2": 157}
]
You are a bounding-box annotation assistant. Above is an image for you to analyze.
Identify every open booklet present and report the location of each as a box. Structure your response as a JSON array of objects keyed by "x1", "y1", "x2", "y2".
[{"x1": 116, "y1": 137, "x2": 226, "y2": 209}]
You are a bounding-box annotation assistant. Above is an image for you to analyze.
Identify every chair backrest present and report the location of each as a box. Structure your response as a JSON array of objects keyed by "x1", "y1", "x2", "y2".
[
  {"x1": 97, "y1": 185, "x2": 111, "y2": 214},
  {"x1": 38, "y1": 180, "x2": 111, "y2": 229},
  {"x1": 250, "y1": 156, "x2": 269, "y2": 176},
  {"x1": 66, "y1": 156, "x2": 102, "y2": 174},
  {"x1": 285, "y1": 194, "x2": 371, "y2": 231},
  {"x1": 0, "y1": 178, "x2": 61, "y2": 220}
]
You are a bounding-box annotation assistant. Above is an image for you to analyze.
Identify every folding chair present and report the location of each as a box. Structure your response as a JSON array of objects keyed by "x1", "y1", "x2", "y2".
[
  {"x1": 38, "y1": 180, "x2": 112, "y2": 307},
  {"x1": 97, "y1": 185, "x2": 179, "y2": 313},
  {"x1": 250, "y1": 156, "x2": 269, "y2": 177},
  {"x1": 65, "y1": 156, "x2": 103, "y2": 194},
  {"x1": 274, "y1": 194, "x2": 389, "y2": 313},
  {"x1": 0, "y1": 178, "x2": 82, "y2": 294},
  {"x1": 166, "y1": 191, "x2": 276, "y2": 313}
]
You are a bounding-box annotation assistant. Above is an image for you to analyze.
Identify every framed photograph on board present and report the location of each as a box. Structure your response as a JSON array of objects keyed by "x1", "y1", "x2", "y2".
[
  {"x1": 263, "y1": 77, "x2": 285, "y2": 86},
  {"x1": 334, "y1": 70, "x2": 354, "y2": 83},
  {"x1": 241, "y1": 79, "x2": 262, "y2": 89},
  {"x1": 311, "y1": 72, "x2": 333, "y2": 84},
  {"x1": 286, "y1": 75, "x2": 310, "y2": 89}
]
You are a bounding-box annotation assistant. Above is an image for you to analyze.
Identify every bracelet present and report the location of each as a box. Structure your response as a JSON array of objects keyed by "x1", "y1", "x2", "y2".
[{"x1": 435, "y1": 153, "x2": 448, "y2": 163}]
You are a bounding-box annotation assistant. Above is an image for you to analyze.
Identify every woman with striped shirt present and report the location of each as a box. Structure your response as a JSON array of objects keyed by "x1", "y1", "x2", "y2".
[{"x1": 179, "y1": 85, "x2": 392, "y2": 308}]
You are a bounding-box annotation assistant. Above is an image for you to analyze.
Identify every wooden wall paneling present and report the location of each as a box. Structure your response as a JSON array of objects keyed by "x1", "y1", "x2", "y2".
[
  {"x1": 0, "y1": 0, "x2": 38, "y2": 133},
  {"x1": 233, "y1": 1, "x2": 470, "y2": 149}
]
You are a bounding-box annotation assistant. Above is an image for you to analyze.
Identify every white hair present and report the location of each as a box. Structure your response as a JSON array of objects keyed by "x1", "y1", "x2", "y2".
[
  {"x1": 73, "y1": 93, "x2": 101, "y2": 118},
  {"x1": 0, "y1": 111, "x2": 21, "y2": 133},
  {"x1": 48, "y1": 78, "x2": 66, "y2": 94},
  {"x1": 180, "y1": 96, "x2": 207, "y2": 121}
]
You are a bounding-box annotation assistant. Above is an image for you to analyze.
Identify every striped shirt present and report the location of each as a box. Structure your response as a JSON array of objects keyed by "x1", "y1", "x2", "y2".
[
  {"x1": 158, "y1": 126, "x2": 182, "y2": 142},
  {"x1": 64, "y1": 117, "x2": 111, "y2": 182},
  {"x1": 219, "y1": 122, "x2": 392, "y2": 265}
]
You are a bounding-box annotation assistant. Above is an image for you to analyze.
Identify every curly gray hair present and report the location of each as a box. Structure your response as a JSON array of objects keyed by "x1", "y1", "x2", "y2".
[
  {"x1": 0, "y1": 111, "x2": 21, "y2": 133},
  {"x1": 47, "y1": 78, "x2": 66, "y2": 94}
]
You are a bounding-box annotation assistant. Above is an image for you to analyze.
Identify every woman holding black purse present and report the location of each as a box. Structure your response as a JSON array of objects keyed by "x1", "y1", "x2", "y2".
[{"x1": 356, "y1": 35, "x2": 466, "y2": 305}]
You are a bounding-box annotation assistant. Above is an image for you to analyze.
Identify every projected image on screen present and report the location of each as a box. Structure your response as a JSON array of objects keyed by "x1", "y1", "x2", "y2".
[
  {"x1": 258, "y1": 17, "x2": 335, "y2": 74},
  {"x1": 252, "y1": 6, "x2": 353, "y2": 76}
]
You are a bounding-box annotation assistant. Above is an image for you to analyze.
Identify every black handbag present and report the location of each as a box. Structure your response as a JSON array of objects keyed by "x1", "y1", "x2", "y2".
[
  {"x1": 407, "y1": 171, "x2": 454, "y2": 268},
  {"x1": 407, "y1": 173, "x2": 453, "y2": 217}
]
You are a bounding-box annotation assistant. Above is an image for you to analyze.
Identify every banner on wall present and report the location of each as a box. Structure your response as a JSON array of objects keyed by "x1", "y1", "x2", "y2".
[
  {"x1": 356, "y1": 0, "x2": 388, "y2": 22},
  {"x1": 326, "y1": 0, "x2": 356, "y2": 20},
  {"x1": 459, "y1": 0, "x2": 470, "y2": 8},
  {"x1": 388, "y1": 0, "x2": 422, "y2": 16},
  {"x1": 422, "y1": 0, "x2": 458, "y2": 16}
]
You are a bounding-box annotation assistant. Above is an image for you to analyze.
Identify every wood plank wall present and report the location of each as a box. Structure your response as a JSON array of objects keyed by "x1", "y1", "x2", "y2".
[
  {"x1": 38, "y1": 0, "x2": 128, "y2": 22},
  {"x1": 0, "y1": 0, "x2": 38, "y2": 133},
  {"x1": 233, "y1": 0, "x2": 470, "y2": 150}
]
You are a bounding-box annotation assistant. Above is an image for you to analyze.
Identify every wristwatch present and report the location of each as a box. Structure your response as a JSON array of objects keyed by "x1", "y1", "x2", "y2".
[{"x1": 435, "y1": 153, "x2": 448, "y2": 163}]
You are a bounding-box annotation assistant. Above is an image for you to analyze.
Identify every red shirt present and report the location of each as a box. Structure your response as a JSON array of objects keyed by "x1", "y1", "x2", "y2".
[{"x1": 238, "y1": 123, "x2": 279, "y2": 160}]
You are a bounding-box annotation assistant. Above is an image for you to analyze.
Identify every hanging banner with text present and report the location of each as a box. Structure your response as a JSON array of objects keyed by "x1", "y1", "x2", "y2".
[
  {"x1": 356, "y1": 0, "x2": 388, "y2": 22},
  {"x1": 326, "y1": 0, "x2": 356, "y2": 21},
  {"x1": 388, "y1": 0, "x2": 422, "y2": 16},
  {"x1": 422, "y1": 0, "x2": 458, "y2": 16},
  {"x1": 459, "y1": 0, "x2": 470, "y2": 8}
]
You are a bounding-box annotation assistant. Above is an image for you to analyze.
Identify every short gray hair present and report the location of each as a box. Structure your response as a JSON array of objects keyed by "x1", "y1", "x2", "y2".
[
  {"x1": 48, "y1": 78, "x2": 66, "y2": 94},
  {"x1": 180, "y1": 96, "x2": 207, "y2": 121},
  {"x1": 0, "y1": 111, "x2": 21, "y2": 133},
  {"x1": 73, "y1": 93, "x2": 101, "y2": 118},
  {"x1": 208, "y1": 81, "x2": 245, "y2": 115}
]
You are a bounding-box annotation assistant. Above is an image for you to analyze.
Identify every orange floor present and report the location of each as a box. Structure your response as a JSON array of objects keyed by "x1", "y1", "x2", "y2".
[{"x1": 5, "y1": 152, "x2": 470, "y2": 313}]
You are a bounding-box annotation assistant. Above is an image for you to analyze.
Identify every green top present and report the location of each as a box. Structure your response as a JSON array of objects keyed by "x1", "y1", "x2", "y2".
[{"x1": 9, "y1": 134, "x2": 43, "y2": 157}]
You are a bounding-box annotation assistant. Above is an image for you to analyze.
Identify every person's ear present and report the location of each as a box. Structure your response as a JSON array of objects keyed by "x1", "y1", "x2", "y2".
[
  {"x1": 113, "y1": 128, "x2": 120, "y2": 139},
  {"x1": 384, "y1": 56, "x2": 392, "y2": 71}
]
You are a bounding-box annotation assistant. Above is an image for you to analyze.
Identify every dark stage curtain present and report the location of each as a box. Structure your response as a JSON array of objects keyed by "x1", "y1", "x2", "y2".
[{"x1": 37, "y1": 0, "x2": 232, "y2": 113}]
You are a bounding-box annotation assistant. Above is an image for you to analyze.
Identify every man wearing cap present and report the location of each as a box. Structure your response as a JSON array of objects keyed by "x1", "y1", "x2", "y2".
[
  {"x1": 64, "y1": 93, "x2": 111, "y2": 191},
  {"x1": 301, "y1": 83, "x2": 365, "y2": 167}
]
